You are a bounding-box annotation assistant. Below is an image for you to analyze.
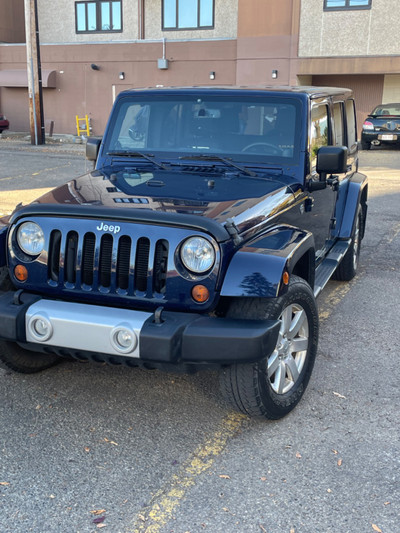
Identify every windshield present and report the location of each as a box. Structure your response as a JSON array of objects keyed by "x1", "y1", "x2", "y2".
[
  {"x1": 104, "y1": 94, "x2": 303, "y2": 165},
  {"x1": 371, "y1": 104, "x2": 400, "y2": 117}
]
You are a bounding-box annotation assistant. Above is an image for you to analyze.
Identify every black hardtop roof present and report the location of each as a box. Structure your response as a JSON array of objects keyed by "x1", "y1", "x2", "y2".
[{"x1": 116, "y1": 85, "x2": 353, "y2": 100}]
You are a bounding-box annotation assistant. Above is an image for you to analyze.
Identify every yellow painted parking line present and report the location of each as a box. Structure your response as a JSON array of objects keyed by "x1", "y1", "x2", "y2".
[
  {"x1": 130, "y1": 279, "x2": 358, "y2": 533},
  {"x1": 386, "y1": 222, "x2": 400, "y2": 245},
  {"x1": 318, "y1": 282, "x2": 353, "y2": 322},
  {"x1": 131, "y1": 412, "x2": 247, "y2": 533}
]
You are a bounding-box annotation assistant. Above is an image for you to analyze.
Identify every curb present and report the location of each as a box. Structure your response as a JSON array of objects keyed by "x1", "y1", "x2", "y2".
[
  {"x1": 0, "y1": 132, "x2": 87, "y2": 155},
  {"x1": 0, "y1": 131, "x2": 86, "y2": 145}
]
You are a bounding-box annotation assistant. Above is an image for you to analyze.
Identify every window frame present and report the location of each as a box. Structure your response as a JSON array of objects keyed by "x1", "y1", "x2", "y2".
[
  {"x1": 323, "y1": 0, "x2": 371, "y2": 11},
  {"x1": 75, "y1": 1, "x2": 123, "y2": 34},
  {"x1": 345, "y1": 98, "x2": 357, "y2": 149},
  {"x1": 310, "y1": 103, "x2": 331, "y2": 172},
  {"x1": 162, "y1": 0, "x2": 215, "y2": 31},
  {"x1": 332, "y1": 101, "x2": 345, "y2": 147}
]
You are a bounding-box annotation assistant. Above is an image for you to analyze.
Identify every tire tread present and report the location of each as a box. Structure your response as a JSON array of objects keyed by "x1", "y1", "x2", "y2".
[{"x1": 219, "y1": 276, "x2": 318, "y2": 419}]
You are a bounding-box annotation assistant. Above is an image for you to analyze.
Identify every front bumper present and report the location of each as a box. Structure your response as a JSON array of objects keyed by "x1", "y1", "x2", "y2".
[{"x1": 0, "y1": 291, "x2": 280, "y2": 366}]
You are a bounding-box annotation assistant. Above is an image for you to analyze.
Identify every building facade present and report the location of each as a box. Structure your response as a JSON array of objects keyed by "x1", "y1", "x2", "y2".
[{"x1": 0, "y1": 0, "x2": 399, "y2": 136}]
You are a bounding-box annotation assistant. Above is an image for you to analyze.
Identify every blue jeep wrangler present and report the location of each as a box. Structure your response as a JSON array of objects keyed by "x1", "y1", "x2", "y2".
[{"x1": 0, "y1": 87, "x2": 367, "y2": 419}]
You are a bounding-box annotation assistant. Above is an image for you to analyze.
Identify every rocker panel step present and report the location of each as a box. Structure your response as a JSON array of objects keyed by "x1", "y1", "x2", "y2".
[{"x1": 314, "y1": 240, "x2": 351, "y2": 297}]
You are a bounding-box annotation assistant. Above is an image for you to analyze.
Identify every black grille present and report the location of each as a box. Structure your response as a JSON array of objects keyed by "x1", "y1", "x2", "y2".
[
  {"x1": 48, "y1": 230, "x2": 61, "y2": 282},
  {"x1": 48, "y1": 230, "x2": 168, "y2": 296},
  {"x1": 153, "y1": 240, "x2": 169, "y2": 294},
  {"x1": 134, "y1": 237, "x2": 150, "y2": 292},
  {"x1": 65, "y1": 232, "x2": 78, "y2": 284},
  {"x1": 116, "y1": 236, "x2": 131, "y2": 290},
  {"x1": 81, "y1": 233, "x2": 96, "y2": 286},
  {"x1": 99, "y1": 234, "x2": 113, "y2": 287}
]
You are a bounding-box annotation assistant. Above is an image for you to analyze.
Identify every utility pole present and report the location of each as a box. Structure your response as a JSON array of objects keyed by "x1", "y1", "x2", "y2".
[{"x1": 24, "y1": 0, "x2": 45, "y2": 145}]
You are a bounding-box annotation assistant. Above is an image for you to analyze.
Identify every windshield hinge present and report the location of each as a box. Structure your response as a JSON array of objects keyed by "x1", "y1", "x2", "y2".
[{"x1": 225, "y1": 218, "x2": 242, "y2": 246}]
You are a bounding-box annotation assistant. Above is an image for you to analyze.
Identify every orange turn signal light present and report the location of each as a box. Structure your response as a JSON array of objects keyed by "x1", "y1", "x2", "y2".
[
  {"x1": 192, "y1": 284, "x2": 210, "y2": 303},
  {"x1": 14, "y1": 264, "x2": 28, "y2": 282},
  {"x1": 282, "y1": 271, "x2": 290, "y2": 286}
]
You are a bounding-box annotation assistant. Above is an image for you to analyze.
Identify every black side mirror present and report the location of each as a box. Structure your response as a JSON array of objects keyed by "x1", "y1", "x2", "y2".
[
  {"x1": 317, "y1": 146, "x2": 348, "y2": 175},
  {"x1": 86, "y1": 137, "x2": 102, "y2": 162}
]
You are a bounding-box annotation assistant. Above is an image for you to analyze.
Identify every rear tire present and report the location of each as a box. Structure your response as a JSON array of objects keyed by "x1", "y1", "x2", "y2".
[
  {"x1": 219, "y1": 276, "x2": 318, "y2": 419},
  {"x1": 334, "y1": 205, "x2": 363, "y2": 281},
  {"x1": 361, "y1": 141, "x2": 370, "y2": 150}
]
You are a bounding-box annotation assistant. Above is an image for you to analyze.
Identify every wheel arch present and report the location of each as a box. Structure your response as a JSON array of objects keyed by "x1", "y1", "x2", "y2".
[
  {"x1": 336, "y1": 172, "x2": 368, "y2": 239},
  {"x1": 220, "y1": 226, "x2": 315, "y2": 299}
]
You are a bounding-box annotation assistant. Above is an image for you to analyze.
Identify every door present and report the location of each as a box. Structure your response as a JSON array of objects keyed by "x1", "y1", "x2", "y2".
[{"x1": 303, "y1": 101, "x2": 338, "y2": 260}]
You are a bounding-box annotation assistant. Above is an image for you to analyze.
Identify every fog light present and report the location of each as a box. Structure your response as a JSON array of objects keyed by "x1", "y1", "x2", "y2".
[
  {"x1": 110, "y1": 326, "x2": 137, "y2": 354},
  {"x1": 28, "y1": 314, "x2": 53, "y2": 341}
]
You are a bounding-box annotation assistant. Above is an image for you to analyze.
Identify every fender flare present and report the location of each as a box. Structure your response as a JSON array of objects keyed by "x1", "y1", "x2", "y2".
[
  {"x1": 220, "y1": 226, "x2": 315, "y2": 299},
  {"x1": 336, "y1": 172, "x2": 368, "y2": 239}
]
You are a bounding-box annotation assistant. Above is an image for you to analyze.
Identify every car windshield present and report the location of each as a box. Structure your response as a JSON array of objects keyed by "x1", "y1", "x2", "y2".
[
  {"x1": 104, "y1": 94, "x2": 303, "y2": 165},
  {"x1": 371, "y1": 105, "x2": 400, "y2": 116}
]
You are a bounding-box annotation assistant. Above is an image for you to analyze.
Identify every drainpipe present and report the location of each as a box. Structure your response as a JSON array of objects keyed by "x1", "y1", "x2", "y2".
[{"x1": 138, "y1": 0, "x2": 145, "y2": 39}]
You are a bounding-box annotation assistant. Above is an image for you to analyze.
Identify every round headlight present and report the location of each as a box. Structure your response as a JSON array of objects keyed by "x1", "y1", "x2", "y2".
[
  {"x1": 17, "y1": 222, "x2": 45, "y2": 256},
  {"x1": 181, "y1": 237, "x2": 215, "y2": 274}
]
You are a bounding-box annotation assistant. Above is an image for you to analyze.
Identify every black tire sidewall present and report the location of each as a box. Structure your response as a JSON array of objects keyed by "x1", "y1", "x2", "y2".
[
  {"x1": 0, "y1": 341, "x2": 60, "y2": 374},
  {"x1": 255, "y1": 278, "x2": 319, "y2": 418},
  {"x1": 334, "y1": 204, "x2": 363, "y2": 282},
  {"x1": 257, "y1": 280, "x2": 319, "y2": 418},
  {"x1": 223, "y1": 276, "x2": 319, "y2": 419}
]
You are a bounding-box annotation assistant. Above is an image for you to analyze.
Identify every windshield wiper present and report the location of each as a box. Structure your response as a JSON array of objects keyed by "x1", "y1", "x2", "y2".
[
  {"x1": 179, "y1": 154, "x2": 257, "y2": 177},
  {"x1": 107, "y1": 151, "x2": 170, "y2": 170}
]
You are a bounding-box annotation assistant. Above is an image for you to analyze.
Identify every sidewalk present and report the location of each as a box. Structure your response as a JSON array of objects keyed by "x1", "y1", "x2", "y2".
[{"x1": 0, "y1": 131, "x2": 87, "y2": 155}]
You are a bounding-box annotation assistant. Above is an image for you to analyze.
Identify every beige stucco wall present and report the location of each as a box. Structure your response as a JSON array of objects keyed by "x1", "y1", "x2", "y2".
[
  {"x1": 37, "y1": 0, "x2": 238, "y2": 43},
  {"x1": 299, "y1": 0, "x2": 400, "y2": 57},
  {"x1": 382, "y1": 75, "x2": 400, "y2": 103},
  {"x1": 38, "y1": 0, "x2": 138, "y2": 43}
]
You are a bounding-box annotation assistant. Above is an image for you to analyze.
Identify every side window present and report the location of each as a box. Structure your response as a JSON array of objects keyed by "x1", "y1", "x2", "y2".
[
  {"x1": 345, "y1": 99, "x2": 357, "y2": 146},
  {"x1": 333, "y1": 102, "x2": 344, "y2": 146},
  {"x1": 109, "y1": 104, "x2": 150, "y2": 151},
  {"x1": 310, "y1": 105, "x2": 329, "y2": 169}
]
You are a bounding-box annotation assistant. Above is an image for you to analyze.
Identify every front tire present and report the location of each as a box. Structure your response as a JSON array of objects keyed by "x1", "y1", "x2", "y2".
[
  {"x1": 219, "y1": 276, "x2": 318, "y2": 419},
  {"x1": 0, "y1": 267, "x2": 61, "y2": 373},
  {"x1": 0, "y1": 341, "x2": 61, "y2": 374}
]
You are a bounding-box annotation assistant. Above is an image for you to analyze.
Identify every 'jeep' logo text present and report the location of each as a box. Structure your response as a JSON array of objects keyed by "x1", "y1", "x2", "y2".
[{"x1": 96, "y1": 222, "x2": 121, "y2": 234}]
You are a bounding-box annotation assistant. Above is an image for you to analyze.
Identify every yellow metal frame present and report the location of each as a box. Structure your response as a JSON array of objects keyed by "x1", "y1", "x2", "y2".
[{"x1": 76, "y1": 114, "x2": 90, "y2": 136}]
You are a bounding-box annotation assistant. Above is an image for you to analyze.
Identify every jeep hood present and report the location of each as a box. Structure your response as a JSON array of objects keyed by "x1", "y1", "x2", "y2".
[{"x1": 13, "y1": 166, "x2": 301, "y2": 234}]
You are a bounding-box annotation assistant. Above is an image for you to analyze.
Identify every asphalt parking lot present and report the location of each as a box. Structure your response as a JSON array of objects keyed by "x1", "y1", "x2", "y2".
[{"x1": 0, "y1": 139, "x2": 399, "y2": 533}]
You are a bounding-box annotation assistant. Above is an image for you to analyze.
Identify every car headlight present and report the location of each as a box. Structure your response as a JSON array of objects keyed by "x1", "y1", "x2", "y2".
[
  {"x1": 180, "y1": 237, "x2": 215, "y2": 274},
  {"x1": 17, "y1": 222, "x2": 45, "y2": 256}
]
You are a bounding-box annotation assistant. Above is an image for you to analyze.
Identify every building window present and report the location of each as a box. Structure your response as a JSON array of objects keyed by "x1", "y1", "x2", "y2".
[
  {"x1": 75, "y1": 1, "x2": 122, "y2": 33},
  {"x1": 324, "y1": 0, "x2": 371, "y2": 10},
  {"x1": 162, "y1": 0, "x2": 214, "y2": 30}
]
